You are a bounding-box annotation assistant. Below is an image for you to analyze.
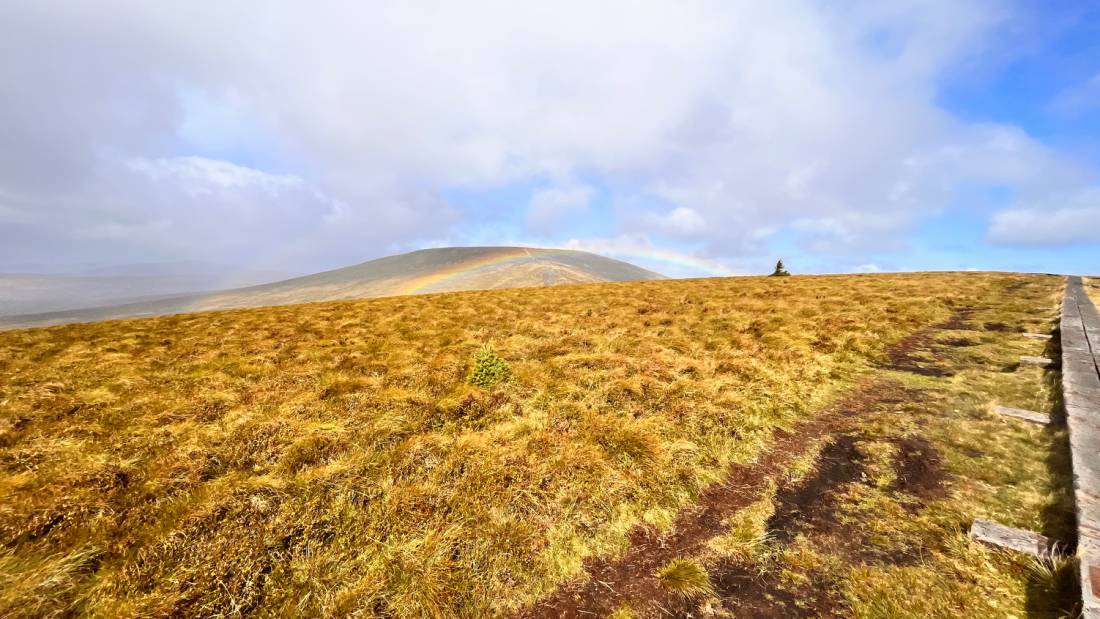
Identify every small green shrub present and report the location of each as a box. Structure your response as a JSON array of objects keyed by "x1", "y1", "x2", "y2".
[{"x1": 467, "y1": 344, "x2": 511, "y2": 387}]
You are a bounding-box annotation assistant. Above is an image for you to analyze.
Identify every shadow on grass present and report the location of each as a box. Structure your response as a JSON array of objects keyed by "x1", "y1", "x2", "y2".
[{"x1": 1024, "y1": 327, "x2": 1080, "y2": 617}]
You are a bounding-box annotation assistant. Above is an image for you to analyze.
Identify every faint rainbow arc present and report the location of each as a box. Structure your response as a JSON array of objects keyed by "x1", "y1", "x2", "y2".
[{"x1": 393, "y1": 247, "x2": 563, "y2": 295}]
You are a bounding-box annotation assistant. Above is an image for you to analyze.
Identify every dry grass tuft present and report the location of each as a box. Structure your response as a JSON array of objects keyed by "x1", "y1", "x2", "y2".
[
  {"x1": 709, "y1": 483, "x2": 777, "y2": 559},
  {"x1": 1025, "y1": 545, "x2": 1078, "y2": 602},
  {"x1": 656, "y1": 558, "x2": 713, "y2": 596}
]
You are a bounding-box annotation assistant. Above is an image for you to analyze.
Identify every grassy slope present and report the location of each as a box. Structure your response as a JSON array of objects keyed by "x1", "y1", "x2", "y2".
[
  {"x1": 617, "y1": 275, "x2": 1074, "y2": 618},
  {"x1": 0, "y1": 247, "x2": 663, "y2": 329},
  {"x1": 0, "y1": 272, "x2": 1065, "y2": 617}
]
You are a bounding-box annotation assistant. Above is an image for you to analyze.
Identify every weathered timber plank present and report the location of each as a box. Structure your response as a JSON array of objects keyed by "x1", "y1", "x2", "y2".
[
  {"x1": 969, "y1": 519, "x2": 1054, "y2": 557},
  {"x1": 991, "y1": 404, "x2": 1050, "y2": 425},
  {"x1": 1061, "y1": 276, "x2": 1100, "y2": 618}
]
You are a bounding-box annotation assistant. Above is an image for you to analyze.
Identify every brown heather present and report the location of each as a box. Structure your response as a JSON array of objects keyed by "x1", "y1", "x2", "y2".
[{"x1": 0, "y1": 273, "x2": 1064, "y2": 617}]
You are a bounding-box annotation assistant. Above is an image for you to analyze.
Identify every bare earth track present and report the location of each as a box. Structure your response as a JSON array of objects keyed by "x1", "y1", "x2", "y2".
[{"x1": 521, "y1": 380, "x2": 923, "y2": 618}]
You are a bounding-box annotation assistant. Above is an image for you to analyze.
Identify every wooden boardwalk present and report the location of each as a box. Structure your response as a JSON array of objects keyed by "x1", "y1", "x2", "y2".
[{"x1": 1061, "y1": 276, "x2": 1100, "y2": 618}]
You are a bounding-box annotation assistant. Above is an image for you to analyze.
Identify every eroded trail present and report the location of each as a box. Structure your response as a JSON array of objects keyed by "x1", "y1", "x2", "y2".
[
  {"x1": 521, "y1": 382, "x2": 922, "y2": 618},
  {"x1": 517, "y1": 313, "x2": 968, "y2": 618}
]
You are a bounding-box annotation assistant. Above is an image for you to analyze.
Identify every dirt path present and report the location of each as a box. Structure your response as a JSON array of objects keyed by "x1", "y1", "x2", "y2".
[
  {"x1": 516, "y1": 312, "x2": 969, "y2": 618},
  {"x1": 519, "y1": 381, "x2": 918, "y2": 618}
]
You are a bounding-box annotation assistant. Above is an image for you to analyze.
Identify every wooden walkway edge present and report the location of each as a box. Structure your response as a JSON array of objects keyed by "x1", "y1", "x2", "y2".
[{"x1": 1061, "y1": 276, "x2": 1100, "y2": 618}]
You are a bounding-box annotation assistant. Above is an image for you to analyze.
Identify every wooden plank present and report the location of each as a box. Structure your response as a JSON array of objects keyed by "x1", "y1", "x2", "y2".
[
  {"x1": 1019, "y1": 355, "x2": 1053, "y2": 367},
  {"x1": 969, "y1": 519, "x2": 1054, "y2": 557},
  {"x1": 991, "y1": 404, "x2": 1050, "y2": 425},
  {"x1": 1023, "y1": 332, "x2": 1053, "y2": 340},
  {"x1": 1061, "y1": 276, "x2": 1100, "y2": 618}
]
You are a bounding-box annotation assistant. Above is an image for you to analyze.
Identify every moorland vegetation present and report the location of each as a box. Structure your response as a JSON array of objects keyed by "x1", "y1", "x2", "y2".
[{"x1": 0, "y1": 272, "x2": 1071, "y2": 617}]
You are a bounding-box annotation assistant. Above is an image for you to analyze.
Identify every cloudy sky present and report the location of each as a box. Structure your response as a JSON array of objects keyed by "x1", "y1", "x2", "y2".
[{"x1": 2, "y1": 1, "x2": 1098, "y2": 279}]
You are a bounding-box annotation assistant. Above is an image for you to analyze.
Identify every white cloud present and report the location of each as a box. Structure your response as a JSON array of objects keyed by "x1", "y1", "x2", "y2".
[
  {"x1": 988, "y1": 188, "x2": 1100, "y2": 246},
  {"x1": 642, "y1": 207, "x2": 707, "y2": 237},
  {"x1": 128, "y1": 157, "x2": 304, "y2": 194},
  {"x1": 791, "y1": 211, "x2": 914, "y2": 253},
  {"x1": 0, "y1": 0, "x2": 1096, "y2": 272},
  {"x1": 853, "y1": 263, "x2": 883, "y2": 273},
  {"x1": 525, "y1": 184, "x2": 593, "y2": 232},
  {"x1": 1051, "y1": 72, "x2": 1100, "y2": 115}
]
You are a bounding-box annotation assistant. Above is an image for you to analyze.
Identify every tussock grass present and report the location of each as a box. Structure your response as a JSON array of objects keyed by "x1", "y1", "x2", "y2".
[
  {"x1": 0, "y1": 272, "x2": 1052, "y2": 616},
  {"x1": 709, "y1": 482, "x2": 777, "y2": 560},
  {"x1": 1026, "y1": 545, "x2": 1077, "y2": 596},
  {"x1": 0, "y1": 546, "x2": 99, "y2": 617},
  {"x1": 656, "y1": 558, "x2": 713, "y2": 596},
  {"x1": 784, "y1": 440, "x2": 825, "y2": 484}
]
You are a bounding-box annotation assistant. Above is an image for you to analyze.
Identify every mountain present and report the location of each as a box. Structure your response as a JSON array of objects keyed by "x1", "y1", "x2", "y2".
[
  {"x1": 0, "y1": 247, "x2": 663, "y2": 328},
  {"x1": 0, "y1": 266, "x2": 296, "y2": 317}
]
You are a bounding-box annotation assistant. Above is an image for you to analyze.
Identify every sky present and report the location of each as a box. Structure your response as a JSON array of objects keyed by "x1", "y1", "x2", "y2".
[{"x1": 1, "y1": 1, "x2": 1098, "y2": 280}]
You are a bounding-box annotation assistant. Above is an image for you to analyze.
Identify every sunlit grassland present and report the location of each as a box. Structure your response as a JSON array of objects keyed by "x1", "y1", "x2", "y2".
[
  {"x1": 831, "y1": 304, "x2": 1073, "y2": 618},
  {"x1": 0, "y1": 272, "x2": 1060, "y2": 616},
  {"x1": 616, "y1": 273, "x2": 1071, "y2": 618}
]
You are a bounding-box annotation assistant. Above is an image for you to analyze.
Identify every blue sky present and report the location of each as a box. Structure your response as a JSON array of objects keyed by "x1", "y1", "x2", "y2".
[
  {"x1": 1, "y1": 1, "x2": 1098, "y2": 280},
  {"x1": 929, "y1": 2, "x2": 1100, "y2": 274},
  {"x1": 938, "y1": 2, "x2": 1100, "y2": 149}
]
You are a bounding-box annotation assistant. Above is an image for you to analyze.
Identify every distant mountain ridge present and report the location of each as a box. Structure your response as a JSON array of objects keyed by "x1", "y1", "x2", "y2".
[
  {"x1": 0, "y1": 267, "x2": 295, "y2": 317},
  {"x1": 0, "y1": 247, "x2": 664, "y2": 329}
]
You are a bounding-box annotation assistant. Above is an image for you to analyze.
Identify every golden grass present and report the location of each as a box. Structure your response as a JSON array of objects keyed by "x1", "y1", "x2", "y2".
[
  {"x1": 1087, "y1": 276, "x2": 1100, "y2": 308},
  {"x1": 656, "y1": 558, "x2": 712, "y2": 596},
  {"x1": 0, "y1": 272, "x2": 1060, "y2": 616},
  {"x1": 707, "y1": 481, "x2": 776, "y2": 560},
  {"x1": 639, "y1": 273, "x2": 1072, "y2": 618}
]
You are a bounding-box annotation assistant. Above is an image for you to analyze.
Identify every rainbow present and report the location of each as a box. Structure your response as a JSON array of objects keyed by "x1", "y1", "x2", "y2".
[
  {"x1": 596, "y1": 247, "x2": 731, "y2": 277},
  {"x1": 393, "y1": 247, "x2": 566, "y2": 295},
  {"x1": 558, "y1": 242, "x2": 733, "y2": 277}
]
